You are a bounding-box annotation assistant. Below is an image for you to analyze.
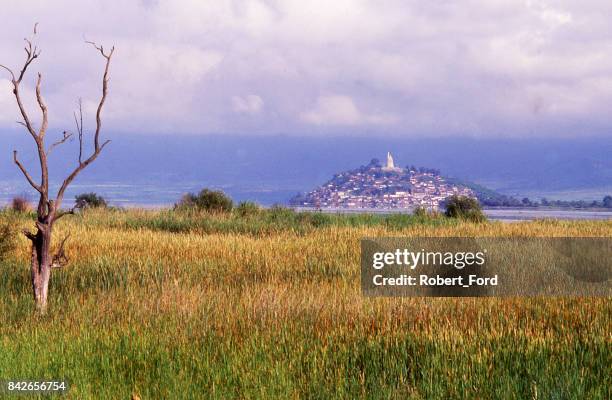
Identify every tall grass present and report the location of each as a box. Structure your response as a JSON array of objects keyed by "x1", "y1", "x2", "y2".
[
  {"x1": 76, "y1": 207, "x2": 457, "y2": 236},
  {"x1": 0, "y1": 209, "x2": 610, "y2": 399}
]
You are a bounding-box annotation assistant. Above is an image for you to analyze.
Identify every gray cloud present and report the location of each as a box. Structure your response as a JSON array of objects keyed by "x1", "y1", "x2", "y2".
[{"x1": 1, "y1": 0, "x2": 612, "y2": 137}]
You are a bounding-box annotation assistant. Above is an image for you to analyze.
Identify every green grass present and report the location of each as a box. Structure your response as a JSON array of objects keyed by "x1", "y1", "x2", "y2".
[
  {"x1": 0, "y1": 209, "x2": 610, "y2": 399},
  {"x1": 98, "y1": 207, "x2": 455, "y2": 236}
]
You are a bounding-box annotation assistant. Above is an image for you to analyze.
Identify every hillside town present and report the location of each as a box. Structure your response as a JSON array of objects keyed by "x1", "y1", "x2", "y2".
[{"x1": 290, "y1": 153, "x2": 475, "y2": 210}]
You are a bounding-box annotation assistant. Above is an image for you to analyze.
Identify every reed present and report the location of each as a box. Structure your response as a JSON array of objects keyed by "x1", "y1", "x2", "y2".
[{"x1": 0, "y1": 209, "x2": 610, "y2": 399}]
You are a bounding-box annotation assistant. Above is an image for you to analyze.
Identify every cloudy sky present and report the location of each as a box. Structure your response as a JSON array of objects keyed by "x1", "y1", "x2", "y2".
[{"x1": 1, "y1": 0, "x2": 612, "y2": 137}]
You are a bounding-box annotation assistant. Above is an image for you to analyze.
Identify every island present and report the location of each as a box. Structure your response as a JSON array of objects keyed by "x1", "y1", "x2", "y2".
[{"x1": 290, "y1": 152, "x2": 475, "y2": 210}]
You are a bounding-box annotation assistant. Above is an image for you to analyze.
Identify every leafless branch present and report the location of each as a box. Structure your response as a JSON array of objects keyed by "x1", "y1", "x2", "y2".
[
  {"x1": 74, "y1": 98, "x2": 84, "y2": 163},
  {"x1": 54, "y1": 207, "x2": 76, "y2": 221},
  {"x1": 47, "y1": 131, "x2": 74, "y2": 156},
  {"x1": 86, "y1": 41, "x2": 114, "y2": 150},
  {"x1": 51, "y1": 233, "x2": 70, "y2": 268},
  {"x1": 23, "y1": 229, "x2": 37, "y2": 242},
  {"x1": 13, "y1": 150, "x2": 42, "y2": 193},
  {"x1": 0, "y1": 64, "x2": 16, "y2": 81},
  {"x1": 13, "y1": 80, "x2": 38, "y2": 139},
  {"x1": 17, "y1": 37, "x2": 40, "y2": 84},
  {"x1": 35, "y1": 73, "x2": 48, "y2": 137},
  {"x1": 55, "y1": 41, "x2": 114, "y2": 209},
  {"x1": 0, "y1": 26, "x2": 42, "y2": 141},
  {"x1": 85, "y1": 40, "x2": 114, "y2": 59}
]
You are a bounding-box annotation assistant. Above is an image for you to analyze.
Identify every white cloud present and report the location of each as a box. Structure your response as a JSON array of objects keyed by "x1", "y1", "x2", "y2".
[
  {"x1": 0, "y1": 78, "x2": 38, "y2": 126},
  {"x1": 300, "y1": 95, "x2": 397, "y2": 126},
  {"x1": 0, "y1": 1, "x2": 611, "y2": 136},
  {"x1": 0, "y1": 79, "x2": 15, "y2": 123},
  {"x1": 232, "y1": 94, "x2": 264, "y2": 114}
]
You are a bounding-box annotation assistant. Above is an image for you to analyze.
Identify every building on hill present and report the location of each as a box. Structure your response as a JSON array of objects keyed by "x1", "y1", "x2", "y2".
[{"x1": 290, "y1": 154, "x2": 475, "y2": 210}]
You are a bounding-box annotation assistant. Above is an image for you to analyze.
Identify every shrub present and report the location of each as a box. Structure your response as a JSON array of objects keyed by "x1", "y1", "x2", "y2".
[
  {"x1": 444, "y1": 195, "x2": 486, "y2": 222},
  {"x1": 235, "y1": 201, "x2": 261, "y2": 217},
  {"x1": 10, "y1": 196, "x2": 32, "y2": 213},
  {"x1": 176, "y1": 189, "x2": 233, "y2": 213},
  {"x1": 176, "y1": 194, "x2": 196, "y2": 209},
  {"x1": 75, "y1": 192, "x2": 108, "y2": 209}
]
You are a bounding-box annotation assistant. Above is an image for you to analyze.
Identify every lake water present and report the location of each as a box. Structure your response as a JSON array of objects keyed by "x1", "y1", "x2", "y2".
[
  {"x1": 292, "y1": 207, "x2": 612, "y2": 222},
  {"x1": 483, "y1": 208, "x2": 612, "y2": 222},
  {"x1": 0, "y1": 180, "x2": 300, "y2": 208}
]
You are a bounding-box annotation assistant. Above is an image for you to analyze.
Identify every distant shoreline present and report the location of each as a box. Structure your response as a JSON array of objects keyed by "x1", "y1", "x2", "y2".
[
  {"x1": 290, "y1": 206, "x2": 612, "y2": 212},
  {"x1": 289, "y1": 206, "x2": 612, "y2": 221},
  {"x1": 2, "y1": 198, "x2": 611, "y2": 221},
  {"x1": 482, "y1": 206, "x2": 612, "y2": 212}
]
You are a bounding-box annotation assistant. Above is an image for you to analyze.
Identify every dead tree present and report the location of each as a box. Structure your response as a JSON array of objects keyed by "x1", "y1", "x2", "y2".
[{"x1": 0, "y1": 25, "x2": 114, "y2": 312}]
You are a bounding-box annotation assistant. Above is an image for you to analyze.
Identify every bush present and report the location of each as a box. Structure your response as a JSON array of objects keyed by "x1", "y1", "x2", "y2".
[
  {"x1": 75, "y1": 192, "x2": 108, "y2": 209},
  {"x1": 11, "y1": 196, "x2": 32, "y2": 213},
  {"x1": 444, "y1": 195, "x2": 486, "y2": 222},
  {"x1": 176, "y1": 189, "x2": 233, "y2": 213},
  {"x1": 235, "y1": 201, "x2": 261, "y2": 217}
]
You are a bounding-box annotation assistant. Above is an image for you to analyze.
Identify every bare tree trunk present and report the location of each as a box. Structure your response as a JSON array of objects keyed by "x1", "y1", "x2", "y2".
[{"x1": 30, "y1": 224, "x2": 52, "y2": 312}]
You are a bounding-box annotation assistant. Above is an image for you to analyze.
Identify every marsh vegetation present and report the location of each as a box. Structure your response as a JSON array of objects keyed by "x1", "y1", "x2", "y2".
[{"x1": 0, "y1": 208, "x2": 610, "y2": 398}]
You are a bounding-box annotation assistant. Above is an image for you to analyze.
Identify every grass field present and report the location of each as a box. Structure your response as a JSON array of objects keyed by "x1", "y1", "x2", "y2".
[{"x1": 0, "y1": 209, "x2": 610, "y2": 399}]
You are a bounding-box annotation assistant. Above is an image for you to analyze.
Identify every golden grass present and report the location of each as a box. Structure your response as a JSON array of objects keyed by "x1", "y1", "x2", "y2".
[{"x1": 0, "y1": 210, "x2": 610, "y2": 398}]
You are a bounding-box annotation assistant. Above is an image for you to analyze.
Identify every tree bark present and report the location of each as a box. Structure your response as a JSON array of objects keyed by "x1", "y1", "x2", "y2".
[{"x1": 30, "y1": 222, "x2": 53, "y2": 312}]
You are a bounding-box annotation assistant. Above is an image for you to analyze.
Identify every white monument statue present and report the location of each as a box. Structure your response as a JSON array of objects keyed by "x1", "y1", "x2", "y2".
[
  {"x1": 386, "y1": 152, "x2": 395, "y2": 169},
  {"x1": 383, "y1": 151, "x2": 401, "y2": 171}
]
